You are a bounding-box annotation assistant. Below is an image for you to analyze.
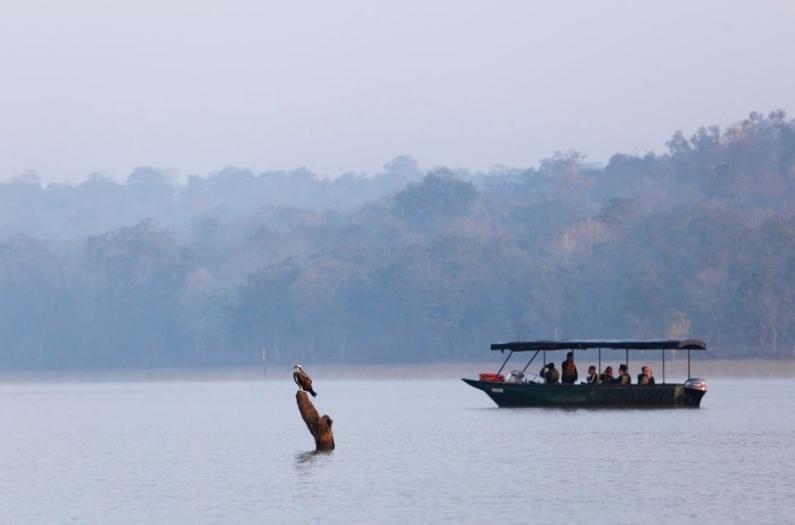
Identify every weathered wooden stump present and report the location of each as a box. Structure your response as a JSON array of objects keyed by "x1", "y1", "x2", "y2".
[{"x1": 296, "y1": 390, "x2": 335, "y2": 451}]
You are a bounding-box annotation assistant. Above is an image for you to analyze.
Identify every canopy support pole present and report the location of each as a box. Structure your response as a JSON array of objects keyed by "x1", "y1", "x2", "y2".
[
  {"x1": 521, "y1": 350, "x2": 541, "y2": 373},
  {"x1": 496, "y1": 351, "x2": 513, "y2": 376},
  {"x1": 687, "y1": 349, "x2": 691, "y2": 379},
  {"x1": 625, "y1": 349, "x2": 629, "y2": 369},
  {"x1": 662, "y1": 350, "x2": 666, "y2": 384},
  {"x1": 598, "y1": 348, "x2": 601, "y2": 373}
]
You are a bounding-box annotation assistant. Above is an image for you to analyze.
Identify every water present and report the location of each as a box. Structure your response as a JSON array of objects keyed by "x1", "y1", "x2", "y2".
[{"x1": 1, "y1": 378, "x2": 793, "y2": 524}]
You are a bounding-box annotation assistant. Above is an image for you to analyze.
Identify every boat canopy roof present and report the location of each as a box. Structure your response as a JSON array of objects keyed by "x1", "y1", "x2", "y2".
[{"x1": 490, "y1": 339, "x2": 707, "y2": 352}]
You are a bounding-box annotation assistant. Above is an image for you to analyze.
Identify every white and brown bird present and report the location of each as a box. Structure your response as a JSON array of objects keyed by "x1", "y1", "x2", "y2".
[{"x1": 293, "y1": 364, "x2": 317, "y2": 397}]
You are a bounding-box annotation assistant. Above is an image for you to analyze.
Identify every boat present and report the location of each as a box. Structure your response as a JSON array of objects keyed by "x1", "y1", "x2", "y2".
[{"x1": 462, "y1": 339, "x2": 708, "y2": 408}]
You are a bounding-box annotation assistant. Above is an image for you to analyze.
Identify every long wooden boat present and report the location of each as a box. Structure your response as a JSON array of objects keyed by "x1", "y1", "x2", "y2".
[{"x1": 462, "y1": 339, "x2": 708, "y2": 408}]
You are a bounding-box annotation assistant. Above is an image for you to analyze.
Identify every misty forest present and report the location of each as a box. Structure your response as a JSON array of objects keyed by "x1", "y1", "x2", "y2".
[{"x1": 2, "y1": 111, "x2": 795, "y2": 370}]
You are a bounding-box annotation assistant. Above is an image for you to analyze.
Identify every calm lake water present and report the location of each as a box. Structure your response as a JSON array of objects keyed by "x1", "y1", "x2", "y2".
[{"x1": 1, "y1": 378, "x2": 793, "y2": 524}]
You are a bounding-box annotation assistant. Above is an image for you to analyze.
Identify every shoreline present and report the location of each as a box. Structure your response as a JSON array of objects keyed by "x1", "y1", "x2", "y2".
[{"x1": 1, "y1": 358, "x2": 795, "y2": 383}]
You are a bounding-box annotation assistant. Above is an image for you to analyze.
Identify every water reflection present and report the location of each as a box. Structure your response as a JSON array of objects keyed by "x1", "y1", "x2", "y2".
[{"x1": 294, "y1": 450, "x2": 333, "y2": 471}]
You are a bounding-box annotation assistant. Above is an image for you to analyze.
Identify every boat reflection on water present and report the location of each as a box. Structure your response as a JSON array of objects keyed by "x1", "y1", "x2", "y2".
[{"x1": 463, "y1": 339, "x2": 708, "y2": 408}]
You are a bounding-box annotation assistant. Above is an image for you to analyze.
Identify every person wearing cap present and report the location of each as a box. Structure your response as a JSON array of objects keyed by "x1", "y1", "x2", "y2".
[
  {"x1": 560, "y1": 352, "x2": 578, "y2": 384},
  {"x1": 599, "y1": 366, "x2": 615, "y2": 384},
  {"x1": 616, "y1": 363, "x2": 631, "y2": 385},
  {"x1": 539, "y1": 362, "x2": 560, "y2": 383}
]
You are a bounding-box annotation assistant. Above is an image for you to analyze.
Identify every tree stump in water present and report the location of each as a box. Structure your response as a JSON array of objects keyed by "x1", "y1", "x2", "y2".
[{"x1": 296, "y1": 391, "x2": 335, "y2": 451}]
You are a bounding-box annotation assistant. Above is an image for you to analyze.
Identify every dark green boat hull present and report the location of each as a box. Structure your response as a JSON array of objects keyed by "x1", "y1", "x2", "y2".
[{"x1": 462, "y1": 379, "x2": 706, "y2": 408}]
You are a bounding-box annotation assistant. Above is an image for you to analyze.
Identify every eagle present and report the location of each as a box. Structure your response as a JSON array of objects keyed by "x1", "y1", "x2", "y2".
[{"x1": 293, "y1": 364, "x2": 317, "y2": 397}]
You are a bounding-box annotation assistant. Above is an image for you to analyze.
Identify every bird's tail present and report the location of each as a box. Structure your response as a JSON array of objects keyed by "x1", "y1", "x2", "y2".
[{"x1": 310, "y1": 389, "x2": 318, "y2": 397}]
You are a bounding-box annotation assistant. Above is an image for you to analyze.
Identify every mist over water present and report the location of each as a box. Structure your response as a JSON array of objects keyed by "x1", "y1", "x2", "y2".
[
  {"x1": 1, "y1": 378, "x2": 792, "y2": 524},
  {"x1": 4, "y1": 113, "x2": 795, "y2": 370}
]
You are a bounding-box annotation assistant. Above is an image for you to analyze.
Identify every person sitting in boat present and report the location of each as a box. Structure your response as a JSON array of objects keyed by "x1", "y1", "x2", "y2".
[
  {"x1": 616, "y1": 364, "x2": 631, "y2": 385},
  {"x1": 599, "y1": 366, "x2": 615, "y2": 384},
  {"x1": 638, "y1": 366, "x2": 656, "y2": 385},
  {"x1": 540, "y1": 362, "x2": 560, "y2": 383},
  {"x1": 560, "y1": 352, "x2": 578, "y2": 383},
  {"x1": 585, "y1": 365, "x2": 599, "y2": 384}
]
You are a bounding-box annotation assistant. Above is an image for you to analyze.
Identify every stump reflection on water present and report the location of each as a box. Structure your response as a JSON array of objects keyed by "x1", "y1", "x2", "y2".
[{"x1": 296, "y1": 391, "x2": 335, "y2": 451}]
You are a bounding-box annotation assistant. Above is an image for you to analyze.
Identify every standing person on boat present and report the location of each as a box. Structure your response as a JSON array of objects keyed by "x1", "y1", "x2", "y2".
[
  {"x1": 560, "y1": 352, "x2": 578, "y2": 383},
  {"x1": 540, "y1": 362, "x2": 560, "y2": 383},
  {"x1": 638, "y1": 366, "x2": 656, "y2": 385},
  {"x1": 617, "y1": 364, "x2": 631, "y2": 385},
  {"x1": 586, "y1": 365, "x2": 599, "y2": 384}
]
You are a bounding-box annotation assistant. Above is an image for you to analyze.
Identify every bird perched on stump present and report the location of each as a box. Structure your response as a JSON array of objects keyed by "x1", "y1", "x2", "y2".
[{"x1": 293, "y1": 364, "x2": 317, "y2": 397}]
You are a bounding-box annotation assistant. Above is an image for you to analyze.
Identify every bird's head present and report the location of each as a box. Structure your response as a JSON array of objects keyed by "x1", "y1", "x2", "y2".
[{"x1": 294, "y1": 364, "x2": 302, "y2": 371}]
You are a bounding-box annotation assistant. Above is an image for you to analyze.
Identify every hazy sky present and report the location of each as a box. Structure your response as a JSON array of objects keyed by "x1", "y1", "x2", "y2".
[{"x1": 2, "y1": 0, "x2": 794, "y2": 183}]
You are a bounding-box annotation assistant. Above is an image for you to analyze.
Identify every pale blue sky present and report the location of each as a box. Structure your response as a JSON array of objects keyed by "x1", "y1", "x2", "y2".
[{"x1": 1, "y1": 0, "x2": 794, "y2": 183}]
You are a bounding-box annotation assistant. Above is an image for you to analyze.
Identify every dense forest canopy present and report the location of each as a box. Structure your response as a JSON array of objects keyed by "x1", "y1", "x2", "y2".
[{"x1": 2, "y1": 111, "x2": 794, "y2": 370}]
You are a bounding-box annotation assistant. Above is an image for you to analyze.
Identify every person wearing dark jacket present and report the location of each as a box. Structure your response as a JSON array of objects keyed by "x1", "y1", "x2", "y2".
[
  {"x1": 617, "y1": 364, "x2": 631, "y2": 385},
  {"x1": 599, "y1": 366, "x2": 616, "y2": 384},
  {"x1": 638, "y1": 366, "x2": 656, "y2": 385},
  {"x1": 586, "y1": 365, "x2": 599, "y2": 384},
  {"x1": 561, "y1": 352, "x2": 578, "y2": 384}
]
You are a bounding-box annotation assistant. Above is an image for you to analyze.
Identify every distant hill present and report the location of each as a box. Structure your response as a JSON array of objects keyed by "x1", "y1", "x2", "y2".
[{"x1": 1, "y1": 111, "x2": 793, "y2": 370}]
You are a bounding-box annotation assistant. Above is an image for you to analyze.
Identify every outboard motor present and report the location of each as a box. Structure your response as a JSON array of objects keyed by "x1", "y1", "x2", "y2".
[
  {"x1": 684, "y1": 377, "x2": 708, "y2": 407},
  {"x1": 684, "y1": 377, "x2": 708, "y2": 392}
]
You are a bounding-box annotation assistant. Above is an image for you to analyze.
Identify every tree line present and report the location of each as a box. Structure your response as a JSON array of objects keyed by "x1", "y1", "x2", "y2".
[{"x1": 1, "y1": 111, "x2": 794, "y2": 370}]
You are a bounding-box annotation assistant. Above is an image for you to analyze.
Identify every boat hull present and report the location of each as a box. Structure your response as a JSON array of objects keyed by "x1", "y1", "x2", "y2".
[{"x1": 462, "y1": 379, "x2": 706, "y2": 408}]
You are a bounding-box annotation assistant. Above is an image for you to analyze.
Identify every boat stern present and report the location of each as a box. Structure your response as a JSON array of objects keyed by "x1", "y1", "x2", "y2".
[{"x1": 683, "y1": 377, "x2": 708, "y2": 407}]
